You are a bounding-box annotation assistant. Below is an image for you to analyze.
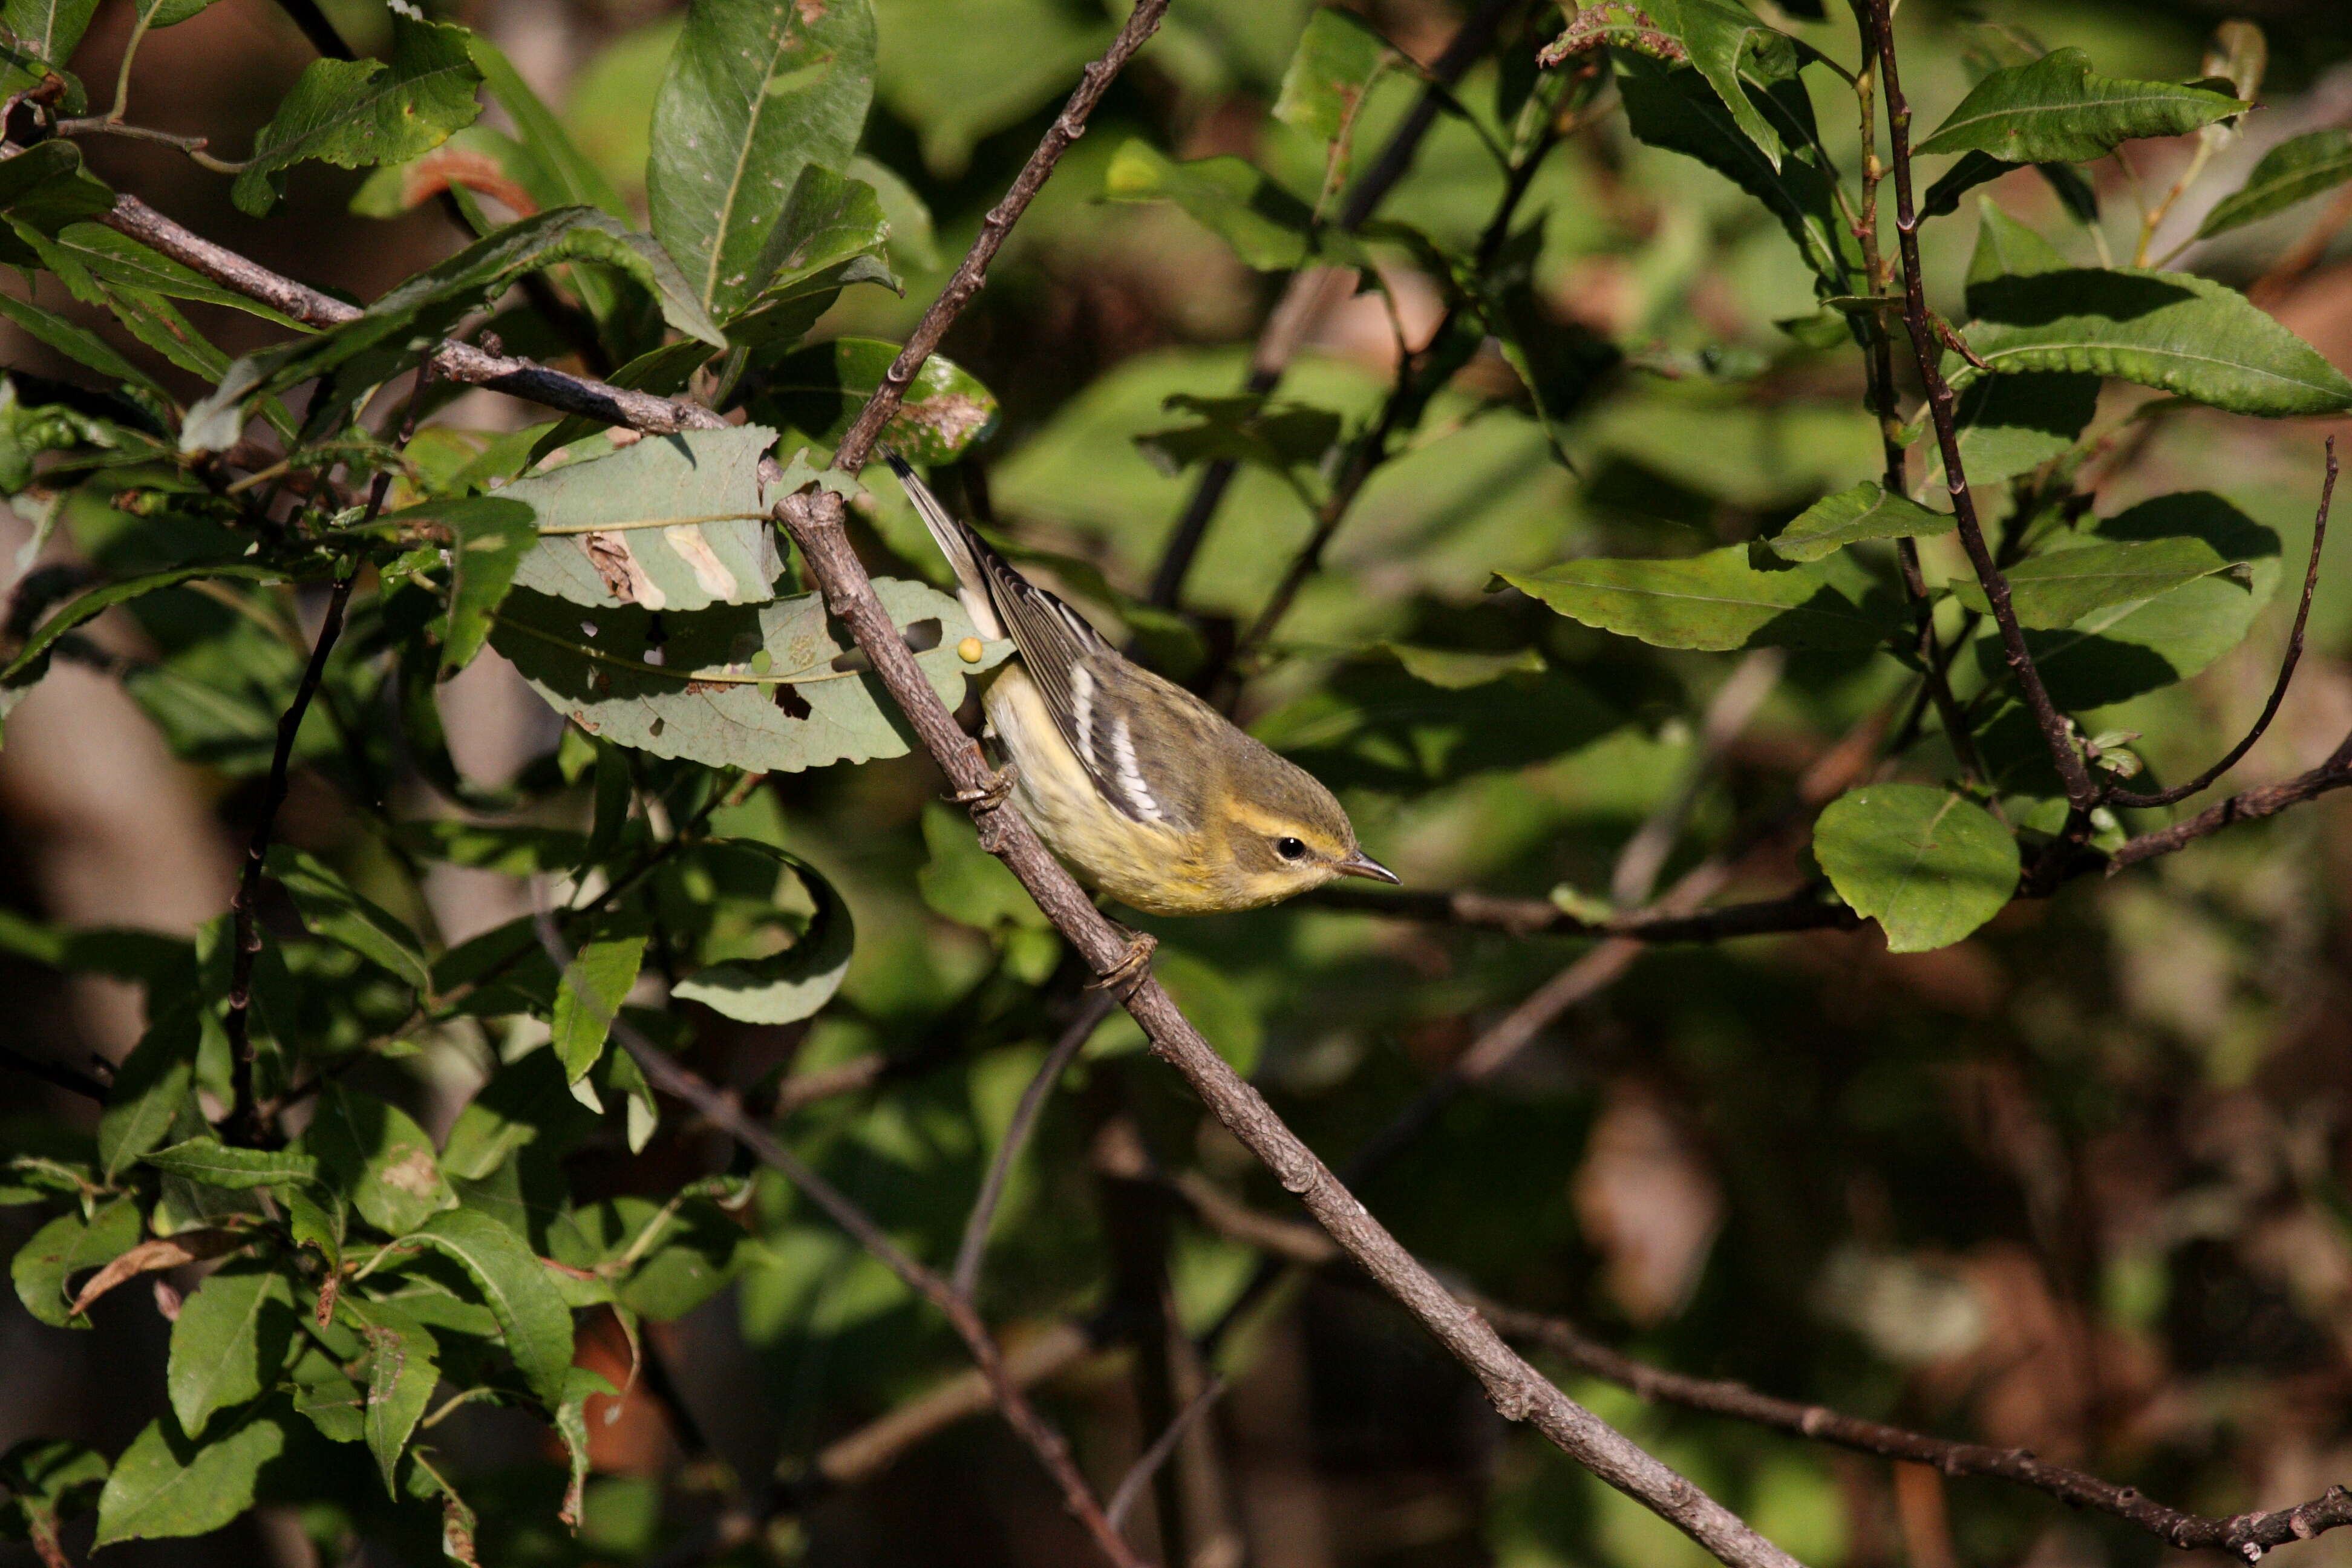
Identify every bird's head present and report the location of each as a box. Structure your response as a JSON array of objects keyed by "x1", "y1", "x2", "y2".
[{"x1": 1210, "y1": 737, "x2": 1397, "y2": 910}]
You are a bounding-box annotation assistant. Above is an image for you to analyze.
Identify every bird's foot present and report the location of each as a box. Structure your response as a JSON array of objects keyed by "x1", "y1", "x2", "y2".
[
  {"x1": 1086, "y1": 929, "x2": 1158, "y2": 999},
  {"x1": 946, "y1": 763, "x2": 1019, "y2": 850}
]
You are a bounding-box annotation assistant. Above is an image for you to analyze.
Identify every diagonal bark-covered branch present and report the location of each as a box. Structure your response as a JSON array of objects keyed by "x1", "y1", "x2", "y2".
[{"x1": 1861, "y1": 0, "x2": 2096, "y2": 811}]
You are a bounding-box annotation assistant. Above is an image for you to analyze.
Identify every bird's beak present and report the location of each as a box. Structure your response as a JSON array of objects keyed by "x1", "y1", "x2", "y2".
[{"x1": 1336, "y1": 853, "x2": 1400, "y2": 885}]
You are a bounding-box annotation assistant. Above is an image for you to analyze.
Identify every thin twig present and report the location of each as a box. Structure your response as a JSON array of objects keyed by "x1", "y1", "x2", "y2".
[
  {"x1": 2106, "y1": 730, "x2": 2352, "y2": 871},
  {"x1": 1862, "y1": 0, "x2": 2096, "y2": 810},
  {"x1": 1612, "y1": 650, "x2": 1783, "y2": 906},
  {"x1": 0, "y1": 1042, "x2": 109, "y2": 1101},
  {"x1": 2109, "y1": 437, "x2": 2336, "y2": 809},
  {"x1": 953, "y1": 991, "x2": 1116, "y2": 1301},
  {"x1": 1303, "y1": 881, "x2": 1857, "y2": 940},
  {"x1": 829, "y1": 0, "x2": 1175, "y2": 474},
  {"x1": 1104, "y1": 1375, "x2": 1227, "y2": 1531},
  {"x1": 529, "y1": 909, "x2": 1146, "y2": 1568}
]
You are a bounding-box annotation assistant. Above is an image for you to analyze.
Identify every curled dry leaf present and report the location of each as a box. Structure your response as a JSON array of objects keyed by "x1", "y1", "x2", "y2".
[{"x1": 66, "y1": 1227, "x2": 247, "y2": 1319}]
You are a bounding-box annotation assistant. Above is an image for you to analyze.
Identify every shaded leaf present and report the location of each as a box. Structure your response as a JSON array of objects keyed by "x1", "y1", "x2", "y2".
[
  {"x1": 1250, "y1": 659, "x2": 1625, "y2": 792},
  {"x1": 920, "y1": 800, "x2": 1051, "y2": 931},
  {"x1": 0, "y1": 1438, "x2": 108, "y2": 1564},
  {"x1": 1769, "y1": 482, "x2": 1953, "y2": 562},
  {"x1": 393, "y1": 494, "x2": 538, "y2": 675},
  {"x1": 1, "y1": 0, "x2": 98, "y2": 70},
  {"x1": 2198, "y1": 128, "x2": 2352, "y2": 239},
  {"x1": 143, "y1": 1138, "x2": 318, "y2": 1191},
  {"x1": 92, "y1": 1413, "x2": 285, "y2": 1547},
  {"x1": 10, "y1": 1196, "x2": 139, "y2": 1328},
  {"x1": 746, "y1": 338, "x2": 998, "y2": 465},
  {"x1": 308, "y1": 1085, "x2": 455, "y2": 1237},
  {"x1": 1134, "y1": 393, "x2": 1341, "y2": 476},
  {"x1": 554, "y1": 1367, "x2": 616, "y2": 1527},
  {"x1": 1814, "y1": 785, "x2": 2019, "y2": 953},
  {"x1": 264, "y1": 846, "x2": 432, "y2": 995},
  {"x1": 1552, "y1": 0, "x2": 1808, "y2": 169},
  {"x1": 1916, "y1": 48, "x2": 2242, "y2": 163},
  {"x1": 495, "y1": 577, "x2": 1008, "y2": 773},
  {"x1": 506, "y1": 426, "x2": 783, "y2": 612},
  {"x1": 350, "y1": 1299, "x2": 439, "y2": 1494},
  {"x1": 95, "y1": 1004, "x2": 200, "y2": 1180},
  {"x1": 1501, "y1": 546, "x2": 1903, "y2": 652},
  {"x1": 232, "y1": 18, "x2": 485, "y2": 216},
  {"x1": 167, "y1": 1263, "x2": 296, "y2": 1440},
  {"x1": 647, "y1": 0, "x2": 877, "y2": 319},
  {"x1": 411, "y1": 1208, "x2": 575, "y2": 1405},
  {"x1": 670, "y1": 843, "x2": 852, "y2": 1024},
  {"x1": 1947, "y1": 535, "x2": 2235, "y2": 628}
]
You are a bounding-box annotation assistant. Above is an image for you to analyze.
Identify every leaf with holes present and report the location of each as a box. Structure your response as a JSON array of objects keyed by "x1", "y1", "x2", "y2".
[
  {"x1": 1501, "y1": 546, "x2": 1904, "y2": 652},
  {"x1": 1814, "y1": 785, "x2": 2019, "y2": 953},
  {"x1": 494, "y1": 578, "x2": 1010, "y2": 773},
  {"x1": 2198, "y1": 128, "x2": 2352, "y2": 239},
  {"x1": 1769, "y1": 482, "x2": 1953, "y2": 563},
  {"x1": 505, "y1": 426, "x2": 783, "y2": 613},
  {"x1": 744, "y1": 338, "x2": 998, "y2": 465},
  {"x1": 1915, "y1": 48, "x2": 2242, "y2": 163},
  {"x1": 307, "y1": 1086, "x2": 455, "y2": 1237},
  {"x1": 167, "y1": 1264, "x2": 296, "y2": 1441},
  {"x1": 647, "y1": 0, "x2": 876, "y2": 320},
  {"x1": 1947, "y1": 535, "x2": 2235, "y2": 627},
  {"x1": 232, "y1": 18, "x2": 483, "y2": 216}
]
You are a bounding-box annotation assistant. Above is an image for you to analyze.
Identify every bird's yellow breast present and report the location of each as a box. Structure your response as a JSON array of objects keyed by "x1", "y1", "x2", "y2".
[{"x1": 982, "y1": 665, "x2": 1240, "y2": 915}]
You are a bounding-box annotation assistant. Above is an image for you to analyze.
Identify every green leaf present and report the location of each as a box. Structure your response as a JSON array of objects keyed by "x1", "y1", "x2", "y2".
[
  {"x1": 647, "y1": 0, "x2": 877, "y2": 320},
  {"x1": 167, "y1": 1263, "x2": 296, "y2": 1440},
  {"x1": 1815, "y1": 785, "x2": 2018, "y2": 953},
  {"x1": 95, "y1": 1004, "x2": 201, "y2": 1180},
  {"x1": 0, "y1": 140, "x2": 116, "y2": 246},
  {"x1": 493, "y1": 577, "x2": 1009, "y2": 772},
  {"x1": 2, "y1": 0, "x2": 97, "y2": 68},
  {"x1": 670, "y1": 844, "x2": 852, "y2": 1024},
  {"x1": 10, "y1": 1196, "x2": 139, "y2": 1327},
  {"x1": 1102, "y1": 141, "x2": 1321, "y2": 272},
  {"x1": 307, "y1": 1085, "x2": 455, "y2": 1237},
  {"x1": 0, "y1": 291, "x2": 169, "y2": 408},
  {"x1": 0, "y1": 562, "x2": 291, "y2": 687},
  {"x1": 1250, "y1": 658, "x2": 1624, "y2": 792},
  {"x1": 1941, "y1": 370, "x2": 2102, "y2": 486},
  {"x1": 1769, "y1": 482, "x2": 1953, "y2": 563},
  {"x1": 552, "y1": 935, "x2": 646, "y2": 1085},
  {"x1": 144, "y1": 1138, "x2": 318, "y2": 1191},
  {"x1": 1994, "y1": 492, "x2": 2281, "y2": 709},
  {"x1": 554, "y1": 1366, "x2": 616, "y2": 1527},
  {"x1": 1501, "y1": 546, "x2": 1903, "y2": 652},
  {"x1": 264, "y1": 846, "x2": 433, "y2": 995},
  {"x1": 1921, "y1": 151, "x2": 2103, "y2": 222},
  {"x1": 920, "y1": 800, "x2": 1051, "y2": 932},
  {"x1": 1953, "y1": 266, "x2": 2352, "y2": 417},
  {"x1": 1947, "y1": 535, "x2": 2235, "y2": 628},
  {"x1": 1915, "y1": 47, "x2": 2243, "y2": 163},
  {"x1": 22, "y1": 223, "x2": 304, "y2": 326},
  {"x1": 724, "y1": 165, "x2": 894, "y2": 347},
  {"x1": 411, "y1": 1208, "x2": 575, "y2": 1406},
  {"x1": 505, "y1": 425, "x2": 783, "y2": 612},
  {"x1": 2198, "y1": 128, "x2": 2352, "y2": 240},
  {"x1": 351, "y1": 1300, "x2": 440, "y2": 1494},
  {"x1": 1554, "y1": 0, "x2": 1808, "y2": 169},
  {"x1": 1614, "y1": 54, "x2": 1851, "y2": 287},
  {"x1": 1275, "y1": 7, "x2": 1392, "y2": 145},
  {"x1": 91, "y1": 1413, "x2": 286, "y2": 1547},
  {"x1": 287, "y1": 1343, "x2": 365, "y2": 1444},
  {"x1": 846, "y1": 152, "x2": 936, "y2": 270},
  {"x1": 392, "y1": 494, "x2": 537, "y2": 676},
  {"x1": 747, "y1": 338, "x2": 998, "y2": 465},
  {"x1": 232, "y1": 18, "x2": 485, "y2": 216}
]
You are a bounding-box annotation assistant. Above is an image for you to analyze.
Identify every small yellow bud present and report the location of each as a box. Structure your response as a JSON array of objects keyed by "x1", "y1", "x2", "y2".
[{"x1": 957, "y1": 636, "x2": 985, "y2": 664}]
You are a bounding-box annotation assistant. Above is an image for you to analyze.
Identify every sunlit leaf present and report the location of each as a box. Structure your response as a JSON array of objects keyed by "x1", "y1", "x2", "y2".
[
  {"x1": 1501, "y1": 546, "x2": 1903, "y2": 652},
  {"x1": 1915, "y1": 48, "x2": 2243, "y2": 163},
  {"x1": 1814, "y1": 785, "x2": 2019, "y2": 953},
  {"x1": 232, "y1": 18, "x2": 485, "y2": 216},
  {"x1": 92, "y1": 1413, "x2": 285, "y2": 1547},
  {"x1": 166, "y1": 1264, "x2": 296, "y2": 1440},
  {"x1": 1946, "y1": 535, "x2": 2235, "y2": 628},
  {"x1": 1768, "y1": 482, "x2": 1953, "y2": 562},
  {"x1": 2197, "y1": 128, "x2": 2352, "y2": 240}
]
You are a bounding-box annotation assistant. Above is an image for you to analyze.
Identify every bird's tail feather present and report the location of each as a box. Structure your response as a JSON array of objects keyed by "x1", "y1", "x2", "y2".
[{"x1": 884, "y1": 453, "x2": 1003, "y2": 639}]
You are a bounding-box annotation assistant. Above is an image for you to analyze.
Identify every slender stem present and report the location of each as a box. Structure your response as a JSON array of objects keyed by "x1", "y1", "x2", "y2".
[
  {"x1": 1103, "y1": 1375, "x2": 1226, "y2": 1530},
  {"x1": 2109, "y1": 437, "x2": 2336, "y2": 809},
  {"x1": 103, "y1": 14, "x2": 152, "y2": 124},
  {"x1": 0, "y1": 1042, "x2": 110, "y2": 1101},
  {"x1": 952, "y1": 991, "x2": 1116, "y2": 1301},
  {"x1": 829, "y1": 0, "x2": 1174, "y2": 474},
  {"x1": 51, "y1": 118, "x2": 245, "y2": 173},
  {"x1": 1861, "y1": 0, "x2": 2096, "y2": 808}
]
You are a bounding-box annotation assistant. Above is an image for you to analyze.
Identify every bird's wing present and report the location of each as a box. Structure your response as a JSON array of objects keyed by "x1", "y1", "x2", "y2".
[{"x1": 887, "y1": 457, "x2": 1172, "y2": 825}]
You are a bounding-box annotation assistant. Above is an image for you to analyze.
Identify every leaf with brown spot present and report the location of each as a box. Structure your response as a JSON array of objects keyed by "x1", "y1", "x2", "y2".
[{"x1": 65, "y1": 1229, "x2": 246, "y2": 1319}]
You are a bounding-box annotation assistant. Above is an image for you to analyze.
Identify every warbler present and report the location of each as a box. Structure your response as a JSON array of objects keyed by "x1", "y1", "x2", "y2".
[{"x1": 889, "y1": 456, "x2": 1397, "y2": 918}]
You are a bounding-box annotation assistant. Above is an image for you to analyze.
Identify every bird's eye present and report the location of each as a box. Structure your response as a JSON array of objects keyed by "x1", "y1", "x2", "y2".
[{"x1": 1274, "y1": 837, "x2": 1308, "y2": 861}]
